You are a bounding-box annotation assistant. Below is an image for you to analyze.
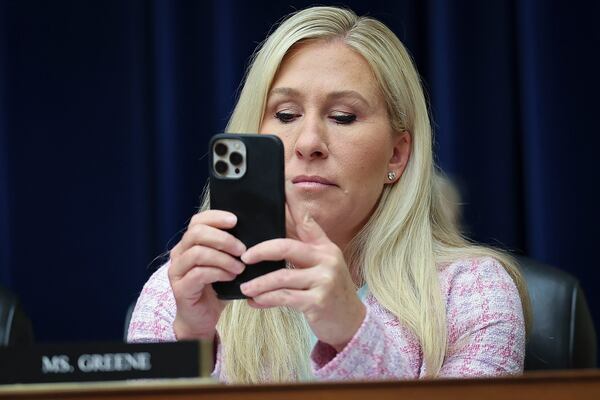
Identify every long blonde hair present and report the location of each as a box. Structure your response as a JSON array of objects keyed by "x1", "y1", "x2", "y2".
[{"x1": 208, "y1": 6, "x2": 529, "y2": 383}]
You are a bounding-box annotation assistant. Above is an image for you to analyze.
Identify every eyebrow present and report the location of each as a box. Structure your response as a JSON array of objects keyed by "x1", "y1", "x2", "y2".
[{"x1": 269, "y1": 87, "x2": 371, "y2": 108}]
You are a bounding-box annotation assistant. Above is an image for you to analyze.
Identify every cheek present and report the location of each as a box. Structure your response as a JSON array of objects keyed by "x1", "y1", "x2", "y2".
[
  {"x1": 334, "y1": 152, "x2": 387, "y2": 219},
  {"x1": 271, "y1": 132, "x2": 296, "y2": 160},
  {"x1": 260, "y1": 121, "x2": 294, "y2": 158},
  {"x1": 338, "y1": 141, "x2": 389, "y2": 185},
  {"x1": 258, "y1": 118, "x2": 270, "y2": 134}
]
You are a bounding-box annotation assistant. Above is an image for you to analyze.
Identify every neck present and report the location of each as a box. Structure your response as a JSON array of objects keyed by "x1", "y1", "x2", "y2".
[{"x1": 341, "y1": 246, "x2": 363, "y2": 288}]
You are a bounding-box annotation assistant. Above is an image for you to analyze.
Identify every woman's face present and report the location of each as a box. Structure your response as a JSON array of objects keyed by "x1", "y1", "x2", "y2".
[{"x1": 260, "y1": 40, "x2": 410, "y2": 251}]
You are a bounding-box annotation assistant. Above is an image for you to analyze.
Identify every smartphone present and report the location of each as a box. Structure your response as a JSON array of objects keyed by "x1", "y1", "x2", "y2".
[{"x1": 208, "y1": 133, "x2": 286, "y2": 299}]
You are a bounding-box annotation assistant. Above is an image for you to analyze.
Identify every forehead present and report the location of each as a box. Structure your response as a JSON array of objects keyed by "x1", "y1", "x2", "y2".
[{"x1": 271, "y1": 40, "x2": 383, "y2": 102}]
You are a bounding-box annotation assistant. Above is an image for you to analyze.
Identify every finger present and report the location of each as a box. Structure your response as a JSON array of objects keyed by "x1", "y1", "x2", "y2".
[
  {"x1": 284, "y1": 182, "x2": 330, "y2": 245},
  {"x1": 170, "y1": 240, "x2": 184, "y2": 260},
  {"x1": 285, "y1": 180, "x2": 306, "y2": 234},
  {"x1": 250, "y1": 288, "x2": 314, "y2": 311},
  {"x1": 171, "y1": 246, "x2": 245, "y2": 280},
  {"x1": 178, "y1": 224, "x2": 246, "y2": 258},
  {"x1": 295, "y1": 213, "x2": 331, "y2": 245},
  {"x1": 189, "y1": 210, "x2": 238, "y2": 229},
  {"x1": 285, "y1": 201, "x2": 299, "y2": 240},
  {"x1": 240, "y1": 268, "x2": 316, "y2": 297},
  {"x1": 241, "y1": 238, "x2": 325, "y2": 268},
  {"x1": 246, "y1": 298, "x2": 271, "y2": 309},
  {"x1": 173, "y1": 266, "x2": 236, "y2": 299},
  {"x1": 171, "y1": 211, "x2": 240, "y2": 259}
]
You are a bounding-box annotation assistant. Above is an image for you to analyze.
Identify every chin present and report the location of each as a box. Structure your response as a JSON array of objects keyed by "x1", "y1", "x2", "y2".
[
  {"x1": 310, "y1": 211, "x2": 340, "y2": 238},
  {"x1": 296, "y1": 200, "x2": 349, "y2": 238}
]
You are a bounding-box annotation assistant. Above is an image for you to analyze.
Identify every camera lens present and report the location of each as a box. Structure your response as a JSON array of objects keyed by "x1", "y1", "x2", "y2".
[
  {"x1": 229, "y1": 151, "x2": 243, "y2": 166},
  {"x1": 215, "y1": 161, "x2": 228, "y2": 175},
  {"x1": 214, "y1": 142, "x2": 228, "y2": 156}
]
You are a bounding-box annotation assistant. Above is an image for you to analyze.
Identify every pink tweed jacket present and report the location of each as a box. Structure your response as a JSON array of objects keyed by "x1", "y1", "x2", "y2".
[{"x1": 128, "y1": 257, "x2": 525, "y2": 381}]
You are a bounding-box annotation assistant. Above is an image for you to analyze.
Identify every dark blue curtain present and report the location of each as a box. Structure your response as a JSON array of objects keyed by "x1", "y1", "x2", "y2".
[{"x1": 1, "y1": 0, "x2": 598, "y2": 347}]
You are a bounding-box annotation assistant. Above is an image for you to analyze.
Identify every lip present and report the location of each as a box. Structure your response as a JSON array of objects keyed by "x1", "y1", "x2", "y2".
[{"x1": 291, "y1": 175, "x2": 337, "y2": 186}]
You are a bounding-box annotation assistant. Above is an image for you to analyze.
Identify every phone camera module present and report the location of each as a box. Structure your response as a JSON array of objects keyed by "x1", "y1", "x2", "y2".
[
  {"x1": 215, "y1": 160, "x2": 228, "y2": 175},
  {"x1": 212, "y1": 137, "x2": 246, "y2": 179},
  {"x1": 214, "y1": 142, "x2": 228, "y2": 156},
  {"x1": 229, "y1": 152, "x2": 243, "y2": 166}
]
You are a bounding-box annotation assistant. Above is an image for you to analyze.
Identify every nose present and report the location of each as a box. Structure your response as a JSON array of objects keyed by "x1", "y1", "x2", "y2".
[{"x1": 293, "y1": 114, "x2": 328, "y2": 160}]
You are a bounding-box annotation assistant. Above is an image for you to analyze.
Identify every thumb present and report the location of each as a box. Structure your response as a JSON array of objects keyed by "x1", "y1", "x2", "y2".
[
  {"x1": 297, "y1": 212, "x2": 330, "y2": 245},
  {"x1": 285, "y1": 181, "x2": 330, "y2": 245},
  {"x1": 285, "y1": 180, "x2": 305, "y2": 239}
]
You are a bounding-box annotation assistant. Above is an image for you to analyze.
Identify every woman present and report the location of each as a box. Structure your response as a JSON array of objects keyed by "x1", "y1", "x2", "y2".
[{"x1": 128, "y1": 6, "x2": 528, "y2": 383}]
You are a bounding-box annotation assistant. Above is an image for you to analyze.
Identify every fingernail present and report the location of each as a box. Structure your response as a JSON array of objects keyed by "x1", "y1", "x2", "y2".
[
  {"x1": 235, "y1": 262, "x2": 245, "y2": 273},
  {"x1": 240, "y1": 282, "x2": 249, "y2": 292},
  {"x1": 240, "y1": 252, "x2": 250, "y2": 263},
  {"x1": 236, "y1": 242, "x2": 246, "y2": 255},
  {"x1": 225, "y1": 214, "x2": 237, "y2": 225}
]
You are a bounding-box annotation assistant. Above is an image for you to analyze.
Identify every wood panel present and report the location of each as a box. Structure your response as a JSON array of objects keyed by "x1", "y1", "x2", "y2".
[{"x1": 0, "y1": 369, "x2": 599, "y2": 400}]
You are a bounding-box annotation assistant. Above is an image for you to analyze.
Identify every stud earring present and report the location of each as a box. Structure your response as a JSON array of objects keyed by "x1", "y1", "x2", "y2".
[{"x1": 387, "y1": 171, "x2": 396, "y2": 181}]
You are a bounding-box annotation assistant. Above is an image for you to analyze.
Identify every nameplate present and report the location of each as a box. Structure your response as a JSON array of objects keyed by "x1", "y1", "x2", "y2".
[{"x1": 0, "y1": 340, "x2": 213, "y2": 384}]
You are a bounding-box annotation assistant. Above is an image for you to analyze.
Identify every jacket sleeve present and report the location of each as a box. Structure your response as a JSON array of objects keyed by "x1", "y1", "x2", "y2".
[
  {"x1": 438, "y1": 257, "x2": 525, "y2": 377},
  {"x1": 310, "y1": 257, "x2": 525, "y2": 380},
  {"x1": 127, "y1": 263, "x2": 178, "y2": 343},
  {"x1": 310, "y1": 305, "x2": 417, "y2": 380},
  {"x1": 127, "y1": 262, "x2": 225, "y2": 381}
]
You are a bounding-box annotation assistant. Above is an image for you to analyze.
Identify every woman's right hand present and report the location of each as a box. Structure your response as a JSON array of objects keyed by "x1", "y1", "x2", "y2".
[{"x1": 168, "y1": 210, "x2": 246, "y2": 340}]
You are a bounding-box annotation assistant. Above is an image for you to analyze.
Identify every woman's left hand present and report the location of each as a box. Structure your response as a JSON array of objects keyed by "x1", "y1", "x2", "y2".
[{"x1": 239, "y1": 213, "x2": 366, "y2": 352}]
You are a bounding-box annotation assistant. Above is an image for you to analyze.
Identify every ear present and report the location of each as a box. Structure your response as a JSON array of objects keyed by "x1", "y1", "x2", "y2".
[{"x1": 385, "y1": 131, "x2": 411, "y2": 184}]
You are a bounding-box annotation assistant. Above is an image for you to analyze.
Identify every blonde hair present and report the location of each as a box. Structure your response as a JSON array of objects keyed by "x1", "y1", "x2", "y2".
[{"x1": 205, "y1": 6, "x2": 529, "y2": 382}]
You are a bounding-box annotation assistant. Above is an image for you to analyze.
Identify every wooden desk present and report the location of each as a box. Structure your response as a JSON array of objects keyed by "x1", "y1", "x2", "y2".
[{"x1": 1, "y1": 369, "x2": 599, "y2": 400}]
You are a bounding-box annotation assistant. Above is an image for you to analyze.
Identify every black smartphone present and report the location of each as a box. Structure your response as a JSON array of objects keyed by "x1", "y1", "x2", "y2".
[{"x1": 208, "y1": 133, "x2": 286, "y2": 300}]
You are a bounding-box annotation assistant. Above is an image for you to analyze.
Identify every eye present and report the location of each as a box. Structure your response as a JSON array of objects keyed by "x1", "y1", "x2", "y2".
[
  {"x1": 275, "y1": 111, "x2": 301, "y2": 123},
  {"x1": 330, "y1": 113, "x2": 357, "y2": 124}
]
